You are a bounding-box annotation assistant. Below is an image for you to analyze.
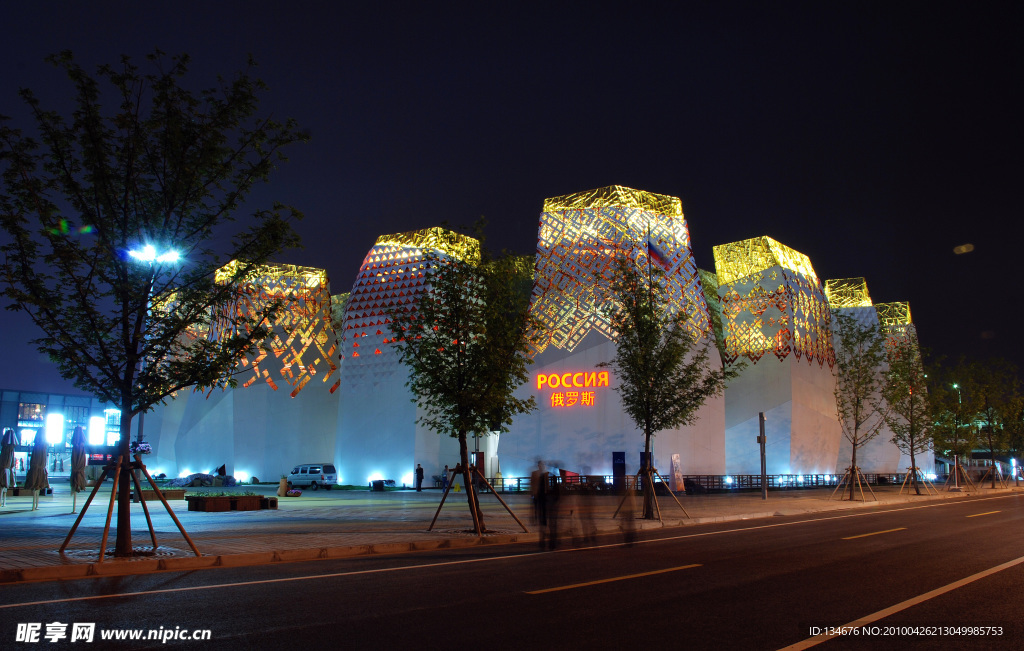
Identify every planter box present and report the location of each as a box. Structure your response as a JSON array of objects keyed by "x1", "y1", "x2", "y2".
[
  {"x1": 186, "y1": 495, "x2": 273, "y2": 512},
  {"x1": 185, "y1": 496, "x2": 232, "y2": 512},
  {"x1": 10, "y1": 487, "x2": 53, "y2": 496},
  {"x1": 132, "y1": 489, "x2": 186, "y2": 501},
  {"x1": 232, "y1": 496, "x2": 261, "y2": 511}
]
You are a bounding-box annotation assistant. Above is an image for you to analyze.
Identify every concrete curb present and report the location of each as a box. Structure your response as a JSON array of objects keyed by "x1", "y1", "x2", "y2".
[{"x1": 0, "y1": 531, "x2": 535, "y2": 583}]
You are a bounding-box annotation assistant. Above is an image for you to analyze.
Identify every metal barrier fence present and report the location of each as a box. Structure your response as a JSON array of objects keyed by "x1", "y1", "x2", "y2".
[{"x1": 478, "y1": 472, "x2": 916, "y2": 493}]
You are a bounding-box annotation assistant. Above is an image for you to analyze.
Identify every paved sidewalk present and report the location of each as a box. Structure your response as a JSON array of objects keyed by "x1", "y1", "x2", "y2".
[{"x1": 0, "y1": 482, "x2": 1019, "y2": 583}]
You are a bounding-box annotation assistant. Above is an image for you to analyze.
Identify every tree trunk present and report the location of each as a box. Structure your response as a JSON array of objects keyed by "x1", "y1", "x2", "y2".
[
  {"x1": 458, "y1": 431, "x2": 485, "y2": 534},
  {"x1": 910, "y1": 408, "x2": 920, "y2": 495},
  {"x1": 114, "y1": 415, "x2": 133, "y2": 557},
  {"x1": 642, "y1": 430, "x2": 654, "y2": 519},
  {"x1": 848, "y1": 440, "x2": 858, "y2": 501},
  {"x1": 989, "y1": 429, "x2": 998, "y2": 489},
  {"x1": 909, "y1": 448, "x2": 920, "y2": 495}
]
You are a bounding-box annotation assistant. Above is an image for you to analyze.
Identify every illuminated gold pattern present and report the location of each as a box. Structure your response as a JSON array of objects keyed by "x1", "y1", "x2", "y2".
[
  {"x1": 875, "y1": 301, "x2": 916, "y2": 344},
  {"x1": 824, "y1": 278, "x2": 873, "y2": 308},
  {"x1": 543, "y1": 185, "x2": 683, "y2": 218},
  {"x1": 374, "y1": 227, "x2": 480, "y2": 265},
  {"x1": 712, "y1": 236, "x2": 819, "y2": 286},
  {"x1": 699, "y1": 269, "x2": 727, "y2": 360},
  {"x1": 213, "y1": 262, "x2": 339, "y2": 396},
  {"x1": 713, "y1": 237, "x2": 834, "y2": 368},
  {"x1": 339, "y1": 227, "x2": 479, "y2": 385},
  {"x1": 530, "y1": 185, "x2": 711, "y2": 355},
  {"x1": 875, "y1": 301, "x2": 911, "y2": 329}
]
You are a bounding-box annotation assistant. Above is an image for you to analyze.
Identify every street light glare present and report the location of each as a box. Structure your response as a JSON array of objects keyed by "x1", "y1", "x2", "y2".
[
  {"x1": 129, "y1": 245, "x2": 157, "y2": 262},
  {"x1": 128, "y1": 245, "x2": 179, "y2": 264}
]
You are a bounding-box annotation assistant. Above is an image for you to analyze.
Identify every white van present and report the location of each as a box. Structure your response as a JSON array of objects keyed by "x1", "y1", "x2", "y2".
[{"x1": 287, "y1": 463, "x2": 338, "y2": 490}]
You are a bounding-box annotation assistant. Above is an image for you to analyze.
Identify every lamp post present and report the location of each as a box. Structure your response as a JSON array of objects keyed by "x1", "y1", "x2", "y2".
[
  {"x1": 952, "y1": 383, "x2": 962, "y2": 490},
  {"x1": 127, "y1": 245, "x2": 180, "y2": 448}
]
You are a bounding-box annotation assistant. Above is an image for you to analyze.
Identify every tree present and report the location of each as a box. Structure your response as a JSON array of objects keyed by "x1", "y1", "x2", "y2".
[
  {"x1": 0, "y1": 51, "x2": 305, "y2": 556},
  {"x1": 929, "y1": 362, "x2": 979, "y2": 489},
  {"x1": 965, "y1": 358, "x2": 1020, "y2": 488},
  {"x1": 831, "y1": 311, "x2": 889, "y2": 500},
  {"x1": 882, "y1": 337, "x2": 932, "y2": 495},
  {"x1": 385, "y1": 229, "x2": 536, "y2": 535},
  {"x1": 600, "y1": 253, "x2": 737, "y2": 519},
  {"x1": 1004, "y1": 393, "x2": 1024, "y2": 483}
]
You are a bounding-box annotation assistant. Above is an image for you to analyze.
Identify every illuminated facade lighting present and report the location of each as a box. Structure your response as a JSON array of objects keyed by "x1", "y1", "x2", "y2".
[
  {"x1": 211, "y1": 261, "x2": 339, "y2": 397},
  {"x1": 713, "y1": 236, "x2": 834, "y2": 368},
  {"x1": 824, "y1": 277, "x2": 873, "y2": 308},
  {"x1": 530, "y1": 185, "x2": 711, "y2": 355}
]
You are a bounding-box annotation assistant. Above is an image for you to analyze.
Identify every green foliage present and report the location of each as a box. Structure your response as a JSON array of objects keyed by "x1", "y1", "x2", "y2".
[
  {"x1": 942, "y1": 358, "x2": 1021, "y2": 485},
  {"x1": 599, "y1": 253, "x2": 737, "y2": 458},
  {"x1": 0, "y1": 51, "x2": 305, "y2": 430},
  {"x1": 387, "y1": 244, "x2": 536, "y2": 439},
  {"x1": 385, "y1": 223, "x2": 536, "y2": 533},
  {"x1": 832, "y1": 311, "x2": 889, "y2": 455},
  {"x1": 0, "y1": 51, "x2": 305, "y2": 555},
  {"x1": 883, "y1": 338, "x2": 932, "y2": 459},
  {"x1": 928, "y1": 361, "x2": 979, "y2": 462}
]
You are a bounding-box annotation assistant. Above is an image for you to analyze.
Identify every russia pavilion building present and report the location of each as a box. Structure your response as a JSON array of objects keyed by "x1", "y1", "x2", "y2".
[{"x1": 142, "y1": 185, "x2": 931, "y2": 485}]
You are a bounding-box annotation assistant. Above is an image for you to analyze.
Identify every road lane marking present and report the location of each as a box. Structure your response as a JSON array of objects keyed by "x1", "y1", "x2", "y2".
[
  {"x1": 966, "y1": 510, "x2": 1001, "y2": 518},
  {"x1": 525, "y1": 564, "x2": 701, "y2": 594},
  {"x1": 1, "y1": 493, "x2": 1018, "y2": 609},
  {"x1": 777, "y1": 554, "x2": 1024, "y2": 650},
  {"x1": 841, "y1": 527, "x2": 906, "y2": 540}
]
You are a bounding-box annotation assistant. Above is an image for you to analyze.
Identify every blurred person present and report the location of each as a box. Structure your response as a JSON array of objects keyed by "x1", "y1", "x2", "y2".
[{"x1": 531, "y1": 460, "x2": 549, "y2": 548}]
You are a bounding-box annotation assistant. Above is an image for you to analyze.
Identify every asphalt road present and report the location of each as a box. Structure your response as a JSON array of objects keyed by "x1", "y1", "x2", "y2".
[{"x1": 1, "y1": 493, "x2": 1022, "y2": 649}]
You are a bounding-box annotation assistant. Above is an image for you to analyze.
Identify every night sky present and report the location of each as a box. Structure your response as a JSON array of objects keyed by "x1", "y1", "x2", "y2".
[{"x1": 1, "y1": 1, "x2": 1020, "y2": 395}]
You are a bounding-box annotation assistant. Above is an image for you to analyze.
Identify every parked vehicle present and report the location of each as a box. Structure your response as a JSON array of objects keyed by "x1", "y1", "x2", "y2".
[{"x1": 287, "y1": 463, "x2": 338, "y2": 490}]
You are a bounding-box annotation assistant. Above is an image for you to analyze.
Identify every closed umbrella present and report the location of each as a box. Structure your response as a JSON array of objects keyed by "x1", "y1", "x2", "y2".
[
  {"x1": 70, "y1": 426, "x2": 87, "y2": 513},
  {"x1": 0, "y1": 428, "x2": 16, "y2": 507},
  {"x1": 24, "y1": 433, "x2": 49, "y2": 511}
]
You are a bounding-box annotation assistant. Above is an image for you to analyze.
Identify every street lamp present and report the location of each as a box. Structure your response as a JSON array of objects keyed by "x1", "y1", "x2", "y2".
[
  {"x1": 127, "y1": 245, "x2": 180, "y2": 449},
  {"x1": 951, "y1": 383, "x2": 962, "y2": 490},
  {"x1": 129, "y1": 245, "x2": 180, "y2": 265}
]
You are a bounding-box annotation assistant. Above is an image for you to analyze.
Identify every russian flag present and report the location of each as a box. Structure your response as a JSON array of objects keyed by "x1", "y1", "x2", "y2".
[{"x1": 647, "y1": 239, "x2": 671, "y2": 271}]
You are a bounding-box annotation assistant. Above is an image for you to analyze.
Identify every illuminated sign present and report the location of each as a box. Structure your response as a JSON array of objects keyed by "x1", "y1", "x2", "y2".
[
  {"x1": 536, "y1": 371, "x2": 609, "y2": 408},
  {"x1": 536, "y1": 371, "x2": 609, "y2": 390}
]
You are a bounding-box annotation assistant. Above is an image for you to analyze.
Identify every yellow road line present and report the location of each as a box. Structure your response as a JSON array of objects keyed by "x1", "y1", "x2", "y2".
[
  {"x1": 842, "y1": 527, "x2": 906, "y2": 540},
  {"x1": 525, "y1": 564, "x2": 701, "y2": 594},
  {"x1": 966, "y1": 510, "x2": 1001, "y2": 518}
]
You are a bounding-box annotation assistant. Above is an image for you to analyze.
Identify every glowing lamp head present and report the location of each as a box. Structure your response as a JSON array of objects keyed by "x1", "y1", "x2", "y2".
[
  {"x1": 129, "y1": 245, "x2": 179, "y2": 264},
  {"x1": 401, "y1": 473, "x2": 414, "y2": 486},
  {"x1": 45, "y1": 413, "x2": 65, "y2": 445},
  {"x1": 88, "y1": 416, "x2": 105, "y2": 446},
  {"x1": 234, "y1": 471, "x2": 250, "y2": 483}
]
